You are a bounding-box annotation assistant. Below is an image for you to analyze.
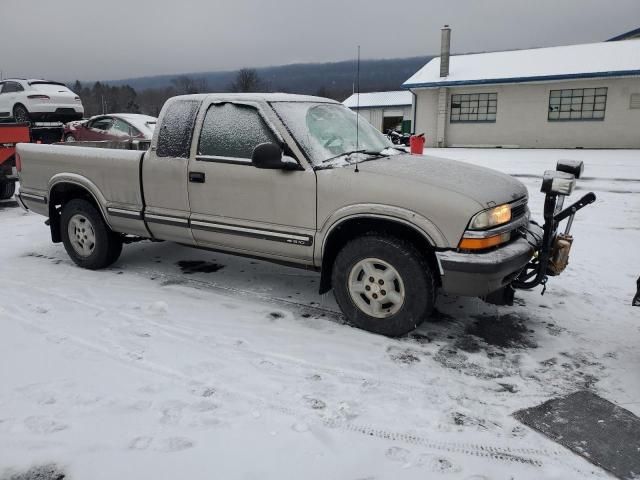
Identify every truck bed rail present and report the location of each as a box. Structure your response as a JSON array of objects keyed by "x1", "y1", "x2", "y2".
[{"x1": 57, "y1": 139, "x2": 151, "y2": 151}]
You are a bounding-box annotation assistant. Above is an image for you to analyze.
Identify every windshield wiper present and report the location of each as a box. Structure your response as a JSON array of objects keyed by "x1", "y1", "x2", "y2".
[
  {"x1": 353, "y1": 154, "x2": 392, "y2": 166},
  {"x1": 315, "y1": 149, "x2": 393, "y2": 170},
  {"x1": 321, "y1": 149, "x2": 385, "y2": 163}
]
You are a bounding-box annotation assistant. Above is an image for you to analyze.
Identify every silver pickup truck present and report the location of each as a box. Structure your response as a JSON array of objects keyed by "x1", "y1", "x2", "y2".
[{"x1": 16, "y1": 93, "x2": 595, "y2": 336}]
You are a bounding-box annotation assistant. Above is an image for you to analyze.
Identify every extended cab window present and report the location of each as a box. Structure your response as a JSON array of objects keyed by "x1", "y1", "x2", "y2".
[
  {"x1": 157, "y1": 100, "x2": 200, "y2": 158},
  {"x1": 198, "y1": 103, "x2": 278, "y2": 160}
]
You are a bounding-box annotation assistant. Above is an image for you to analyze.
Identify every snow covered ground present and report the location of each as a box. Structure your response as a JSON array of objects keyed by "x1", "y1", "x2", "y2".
[{"x1": 0, "y1": 148, "x2": 638, "y2": 479}]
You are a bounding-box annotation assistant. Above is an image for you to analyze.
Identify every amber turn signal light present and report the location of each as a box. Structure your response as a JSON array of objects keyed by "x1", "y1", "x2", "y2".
[{"x1": 458, "y1": 232, "x2": 510, "y2": 250}]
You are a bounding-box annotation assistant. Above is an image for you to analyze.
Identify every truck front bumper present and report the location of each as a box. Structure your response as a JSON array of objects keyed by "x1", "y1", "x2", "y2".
[{"x1": 435, "y1": 236, "x2": 536, "y2": 297}]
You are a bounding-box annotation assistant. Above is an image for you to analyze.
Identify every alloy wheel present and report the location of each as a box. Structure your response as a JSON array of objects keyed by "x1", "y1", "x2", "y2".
[{"x1": 347, "y1": 257, "x2": 405, "y2": 318}]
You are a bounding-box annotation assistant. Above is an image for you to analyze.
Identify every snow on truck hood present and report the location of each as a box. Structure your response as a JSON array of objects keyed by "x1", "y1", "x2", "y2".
[{"x1": 338, "y1": 153, "x2": 527, "y2": 208}]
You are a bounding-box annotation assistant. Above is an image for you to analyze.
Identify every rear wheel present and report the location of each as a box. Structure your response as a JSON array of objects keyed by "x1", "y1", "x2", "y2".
[
  {"x1": 61, "y1": 199, "x2": 122, "y2": 269},
  {"x1": 0, "y1": 181, "x2": 15, "y2": 200},
  {"x1": 13, "y1": 104, "x2": 30, "y2": 123},
  {"x1": 331, "y1": 234, "x2": 436, "y2": 336}
]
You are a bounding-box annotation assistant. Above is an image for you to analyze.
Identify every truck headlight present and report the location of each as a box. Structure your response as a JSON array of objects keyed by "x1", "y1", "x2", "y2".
[
  {"x1": 468, "y1": 203, "x2": 512, "y2": 230},
  {"x1": 541, "y1": 170, "x2": 576, "y2": 196}
]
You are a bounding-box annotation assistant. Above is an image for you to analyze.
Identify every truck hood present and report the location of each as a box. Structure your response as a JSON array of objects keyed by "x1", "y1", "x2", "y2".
[
  {"x1": 315, "y1": 153, "x2": 529, "y2": 248},
  {"x1": 352, "y1": 153, "x2": 527, "y2": 208}
]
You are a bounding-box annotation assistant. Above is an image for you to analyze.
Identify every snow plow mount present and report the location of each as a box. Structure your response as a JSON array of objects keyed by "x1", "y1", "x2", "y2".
[{"x1": 512, "y1": 160, "x2": 596, "y2": 291}]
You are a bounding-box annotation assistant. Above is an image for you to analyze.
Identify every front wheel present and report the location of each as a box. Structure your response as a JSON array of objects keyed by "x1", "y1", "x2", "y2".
[
  {"x1": 61, "y1": 199, "x2": 122, "y2": 269},
  {"x1": 331, "y1": 235, "x2": 436, "y2": 336},
  {"x1": 0, "y1": 181, "x2": 16, "y2": 200},
  {"x1": 64, "y1": 134, "x2": 76, "y2": 142}
]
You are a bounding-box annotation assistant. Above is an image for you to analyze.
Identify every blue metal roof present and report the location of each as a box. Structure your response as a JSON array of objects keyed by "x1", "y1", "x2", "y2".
[
  {"x1": 608, "y1": 27, "x2": 640, "y2": 41},
  {"x1": 403, "y1": 69, "x2": 640, "y2": 89}
]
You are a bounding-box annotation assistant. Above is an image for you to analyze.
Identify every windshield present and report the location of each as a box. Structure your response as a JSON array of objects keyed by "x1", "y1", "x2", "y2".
[{"x1": 272, "y1": 102, "x2": 397, "y2": 167}]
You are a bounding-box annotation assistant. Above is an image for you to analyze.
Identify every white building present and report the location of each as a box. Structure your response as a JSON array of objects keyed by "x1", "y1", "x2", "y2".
[
  {"x1": 343, "y1": 90, "x2": 413, "y2": 133},
  {"x1": 404, "y1": 30, "x2": 640, "y2": 148}
]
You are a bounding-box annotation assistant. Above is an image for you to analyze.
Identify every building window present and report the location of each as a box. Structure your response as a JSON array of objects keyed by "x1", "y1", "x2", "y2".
[
  {"x1": 450, "y1": 93, "x2": 497, "y2": 123},
  {"x1": 630, "y1": 93, "x2": 640, "y2": 109},
  {"x1": 548, "y1": 88, "x2": 607, "y2": 121}
]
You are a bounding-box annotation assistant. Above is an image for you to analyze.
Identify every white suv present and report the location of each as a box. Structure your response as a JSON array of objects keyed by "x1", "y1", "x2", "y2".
[{"x1": 0, "y1": 79, "x2": 84, "y2": 123}]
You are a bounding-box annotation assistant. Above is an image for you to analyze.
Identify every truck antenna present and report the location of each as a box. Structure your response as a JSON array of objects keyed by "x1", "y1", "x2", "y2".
[{"x1": 354, "y1": 45, "x2": 361, "y2": 173}]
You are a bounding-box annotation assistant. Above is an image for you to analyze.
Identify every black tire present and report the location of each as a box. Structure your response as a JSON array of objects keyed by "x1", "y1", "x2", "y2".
[
  {"x1": 60, "y1": 199, "x2": 122, "y2": 269},
  {"x1": 13, "y1": 104, "x2": 30, "y2": 123},
  {"x1": 64, "y1": 134, "x2": 76, "y2": 142},
  {"x1": 0, "y1": 181, "x2": 15, "y2": 200},
  {"x1": 331, "y1": 234, "x2": 436, "y2": 337}
]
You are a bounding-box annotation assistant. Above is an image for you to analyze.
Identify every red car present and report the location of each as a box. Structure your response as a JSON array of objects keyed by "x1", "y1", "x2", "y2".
[{"x1": 64, "y1": 113, "x2": 156, "y2": 142}]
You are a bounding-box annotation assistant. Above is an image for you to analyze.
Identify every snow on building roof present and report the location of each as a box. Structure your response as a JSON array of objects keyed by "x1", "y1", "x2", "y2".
[
  {"x1": 403, "y1": 39, "x2": 640, "y2": 89},
  {"x1": 343, "y1": 90, "x2": 412, "y2": 108}
]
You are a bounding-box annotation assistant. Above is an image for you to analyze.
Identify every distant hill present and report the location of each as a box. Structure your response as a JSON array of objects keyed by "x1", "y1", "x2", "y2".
[{"x1": 105, "y1": 56, "x2": 433, "y2": 100}]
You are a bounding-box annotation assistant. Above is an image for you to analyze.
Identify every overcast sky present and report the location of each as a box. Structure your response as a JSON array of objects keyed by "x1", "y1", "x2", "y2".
[{"x1": 2, "y1": 0, "x2": 638, "y2": 82}]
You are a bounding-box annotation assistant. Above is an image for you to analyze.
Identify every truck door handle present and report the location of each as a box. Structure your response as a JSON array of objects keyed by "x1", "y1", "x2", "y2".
[{"x1": 189, "y1": 172, "x2": 205, "y2": 183}]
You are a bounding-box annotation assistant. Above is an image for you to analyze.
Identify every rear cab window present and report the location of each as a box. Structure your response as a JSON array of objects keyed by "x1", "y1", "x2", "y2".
[
  {"x1": 156, "y1": 100, "x2": 201, "y2": 158},
  {"x1": 197, "y1": 103, "x2": 279, "y2": 162}
]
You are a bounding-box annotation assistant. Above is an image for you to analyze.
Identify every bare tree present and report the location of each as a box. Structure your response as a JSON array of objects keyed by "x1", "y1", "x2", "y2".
[
  {"x1": 228, "y1": 68, "x2": 263, "y2": 93},
  {"x1": 171, "y1": 76, "x2": 208, "y2": 95}
]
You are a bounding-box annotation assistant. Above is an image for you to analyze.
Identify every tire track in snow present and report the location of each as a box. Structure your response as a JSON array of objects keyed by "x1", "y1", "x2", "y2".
[
  {"x1": 125, "y1": 263, "x2": 345, "y2": 321},
  {"x1": 3, "y1": 275, "x2": 463, "y2": 411},
  {"x1": 3, "y1": 267, "x2": 519, "y2": 411},
  {"x1": 23, "y1": 250, "x2": 346, "y2": 321},
  {"x1": 0, "y1": 277, "x2": 600, "y2": 475},
  {"x1": 3, "y1": 300, "x2": 557, "y2": 470},
  {"x1": 11, "y1": 253, "x2": 589, "y2": 405}
]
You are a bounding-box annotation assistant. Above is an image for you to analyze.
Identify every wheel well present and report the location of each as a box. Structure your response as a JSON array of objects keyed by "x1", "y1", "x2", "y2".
[
  {"x1": 319, "y1": 217, "x2": 441, "y2": 294},
  {"x1": 13, "y1": 103, "x2": 27, "y2": 113},
  {"x1": 48, "y1": 183, "x2": 101, "y2": 243}
]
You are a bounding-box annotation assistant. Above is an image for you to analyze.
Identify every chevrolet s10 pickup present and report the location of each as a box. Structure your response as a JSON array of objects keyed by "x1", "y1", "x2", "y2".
[{"x1": 16, "y1": 94, "x2": 595, "y2": 336}]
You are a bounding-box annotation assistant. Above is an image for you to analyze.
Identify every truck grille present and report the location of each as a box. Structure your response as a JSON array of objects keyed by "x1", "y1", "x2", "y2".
[{"x1": 511, "y1": 199, "x2": 528, "y2": 220}]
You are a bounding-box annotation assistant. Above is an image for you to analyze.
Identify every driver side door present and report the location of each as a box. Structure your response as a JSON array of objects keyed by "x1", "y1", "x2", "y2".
[{"x1": 186, "y1": 101, "x2": 317, "y2": 264}]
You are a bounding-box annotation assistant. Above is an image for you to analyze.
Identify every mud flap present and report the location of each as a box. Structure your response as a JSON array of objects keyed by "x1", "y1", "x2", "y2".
[{"x1": 481, "y1": 285, "x2": 515, "y2": 306}]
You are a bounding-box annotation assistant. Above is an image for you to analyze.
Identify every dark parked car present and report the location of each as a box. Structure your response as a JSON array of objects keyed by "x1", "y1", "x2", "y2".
[{"x1": 64, "y1": 114, "x2": 156, "y2": 142}]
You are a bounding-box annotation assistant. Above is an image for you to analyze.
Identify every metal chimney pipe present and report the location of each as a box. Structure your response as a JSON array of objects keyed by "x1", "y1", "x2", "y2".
[{"x1": 440, "y1": 25, "x2": 451, "y2": 77}]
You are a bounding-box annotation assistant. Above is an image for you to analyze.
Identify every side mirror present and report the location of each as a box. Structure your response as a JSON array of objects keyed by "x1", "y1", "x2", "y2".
[{"x1": 251, "y1": 143, "x2": 300, "y2": 170}]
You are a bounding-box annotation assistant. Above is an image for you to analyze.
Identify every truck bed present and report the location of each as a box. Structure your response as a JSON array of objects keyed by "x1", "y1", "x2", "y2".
[{"x1": 16, "y1": 143, "x2": 146, "y2": 232}]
